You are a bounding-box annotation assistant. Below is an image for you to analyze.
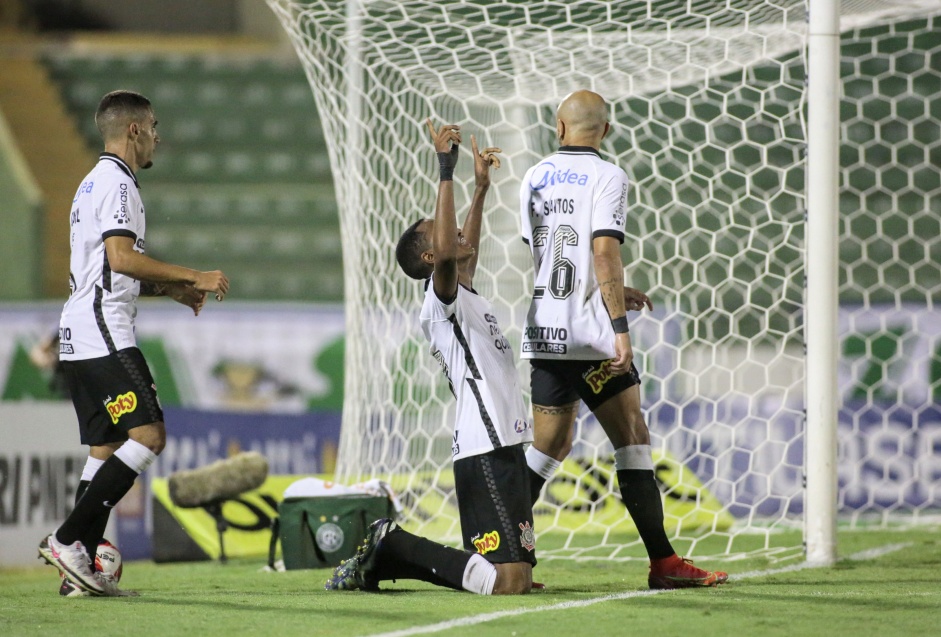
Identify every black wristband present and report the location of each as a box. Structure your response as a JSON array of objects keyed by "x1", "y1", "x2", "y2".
[
  {"x1": 437, "y1": 152, "x2": 454, "y2": 181},
  {"x1": 611, "y1": 316, "x2": 629, "y2": 334}
]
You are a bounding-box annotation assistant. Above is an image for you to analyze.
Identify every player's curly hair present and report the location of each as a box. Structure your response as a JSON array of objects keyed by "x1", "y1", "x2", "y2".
[
  {"x1": 395, "y1": 219, "x2": 433, "y2": 280},
  {"x1": 95, "y1": 90, "x2": 153, "y2": 140}
]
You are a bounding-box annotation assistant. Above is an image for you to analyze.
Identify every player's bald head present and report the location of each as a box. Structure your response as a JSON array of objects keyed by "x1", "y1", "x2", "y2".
[
  {"x1": 95, "y1": 90, "x2": 153, "y2": 141},
  {"x1": 556, "y1": 90, "x2": 609, "y2": 144}
]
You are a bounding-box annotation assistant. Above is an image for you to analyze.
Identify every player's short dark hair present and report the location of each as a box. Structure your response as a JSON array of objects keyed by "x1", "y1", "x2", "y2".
[
  {"x1": 95, "y1": 90, "x2": 153, "y2": 140},
  {"x1": 396, "y1": 219, "x2": 433, "y2": 280}
]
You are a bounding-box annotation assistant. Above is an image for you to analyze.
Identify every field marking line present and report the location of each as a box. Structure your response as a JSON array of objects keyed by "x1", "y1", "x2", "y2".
[{"x1": 361, "y1": 542, "x2": 912, "y2": 637}]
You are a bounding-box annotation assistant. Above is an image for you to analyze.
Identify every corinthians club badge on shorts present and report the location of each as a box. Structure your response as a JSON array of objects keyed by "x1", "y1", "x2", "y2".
[{"x1": 519, "y1": 521, "x2": 535, "y2": 552}]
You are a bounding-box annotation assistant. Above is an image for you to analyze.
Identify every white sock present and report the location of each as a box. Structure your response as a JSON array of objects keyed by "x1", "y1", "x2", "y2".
[
  {"x1": 614, "y1": 445, "x2": 654, "y2": 471},
  {"x1": 114, "y1": 439, "x2": 157, "y2": 474},
  {"x1": 80, "y1": 456, "x2": 106, "y2": 481},
  {"x1": 526, "y1": 446, "x2": 562, "y2": 481},
  {"x1": 462, "y1": 553, "x2": 497, "y2": 595}
]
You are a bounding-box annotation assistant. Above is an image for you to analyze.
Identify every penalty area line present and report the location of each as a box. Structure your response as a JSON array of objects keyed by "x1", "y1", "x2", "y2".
[{"x1": 360, "y1": 542, "x2": 912, "y2": 637}]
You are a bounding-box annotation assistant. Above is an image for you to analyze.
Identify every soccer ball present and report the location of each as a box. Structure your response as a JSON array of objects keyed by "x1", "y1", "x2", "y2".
[{"x1": 95, "y1": 540, "x2": 123, "y2": 583}]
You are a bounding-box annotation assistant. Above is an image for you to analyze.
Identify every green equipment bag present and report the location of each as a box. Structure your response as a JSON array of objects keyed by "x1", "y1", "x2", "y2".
[{"x1": 274, "y1": 494, "x2": 395, "y2": 570}]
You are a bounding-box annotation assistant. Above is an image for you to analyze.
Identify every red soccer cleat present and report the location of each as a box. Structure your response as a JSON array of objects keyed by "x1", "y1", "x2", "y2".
[{"x1": 648, "y1": 554, "x2": 728, "y2": 590}]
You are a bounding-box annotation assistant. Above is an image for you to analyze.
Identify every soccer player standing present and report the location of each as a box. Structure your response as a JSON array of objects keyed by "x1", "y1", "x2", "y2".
[
  {"x1": 518, "y1": 90, "x2": 728, "y2": 589},
  {"x1": 39, "y1": 90, "x2": 229, "y2": 596},
  {"x1": 324, "y1": 121, "x2": 534, "y2": 595}
]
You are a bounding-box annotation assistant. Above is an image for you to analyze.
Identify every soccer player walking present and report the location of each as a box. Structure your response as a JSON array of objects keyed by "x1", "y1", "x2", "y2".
[
  {"x1": 324, "y1": 121, "x2": 534, "y2": 595},
  {"x1": 518, "y1": 90, "x2": 728, "y2": 589},
  {"x1": 38, "y1": 91, "x2": 229, "y2": 596}
]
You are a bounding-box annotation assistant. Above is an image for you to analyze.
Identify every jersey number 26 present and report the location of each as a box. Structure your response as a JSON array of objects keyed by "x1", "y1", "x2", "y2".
[{"x1": 532, "y1": 225, "x2": 578, "y2": 300}]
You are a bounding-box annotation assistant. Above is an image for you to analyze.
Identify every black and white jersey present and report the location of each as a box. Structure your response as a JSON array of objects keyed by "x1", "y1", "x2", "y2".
[
  {"x1": 420, "y1": 280, "x2": 532, "y2": 461},
  {"x1": 59, "y1": 153, "x2": 145, "y2": 361},
  {"x1": 518, "y1": 146, "x2": 628, "y2": 360}
]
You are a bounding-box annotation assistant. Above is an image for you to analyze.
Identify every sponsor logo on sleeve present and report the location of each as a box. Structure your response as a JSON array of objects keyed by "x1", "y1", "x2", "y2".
[
  {"x1": 472, "y1": 530, "x2": 501, "y2": 555},
  {"x1": 519, "y1": 521, "x2": 535, "y2": 552},
  {"x1": 105, "y1": 391, "x2": 138, "y2": 424},
  {"x1": 114, "y1": 183, "x2": 130, "y2": 224},
  {"x1": 613, "y1": 183, "x2": 627, "y2": 225}
]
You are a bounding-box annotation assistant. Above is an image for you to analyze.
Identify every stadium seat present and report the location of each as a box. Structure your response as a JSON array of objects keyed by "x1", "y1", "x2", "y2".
[{"x1": 45, "y1": 53, "x2": 343, "y2": 301}]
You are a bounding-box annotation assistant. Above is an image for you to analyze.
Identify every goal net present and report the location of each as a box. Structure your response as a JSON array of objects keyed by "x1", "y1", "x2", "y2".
[{"x1": 267, "y1": 0, "x2": 941, "y2": 561}]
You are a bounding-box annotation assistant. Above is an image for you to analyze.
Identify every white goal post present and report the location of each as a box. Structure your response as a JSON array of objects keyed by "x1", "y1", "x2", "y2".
[{"x1": 267, "y1": 0, "x2": 941, "y2": 563}]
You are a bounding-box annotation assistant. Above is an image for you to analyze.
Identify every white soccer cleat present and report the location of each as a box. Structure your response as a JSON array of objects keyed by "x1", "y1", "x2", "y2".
[
  {"x1": 38, "y1": 534, "x2": 105, "y2": 596},
  {"x1": 59, "y1": 575, "x2": 92, "y2": 598}
]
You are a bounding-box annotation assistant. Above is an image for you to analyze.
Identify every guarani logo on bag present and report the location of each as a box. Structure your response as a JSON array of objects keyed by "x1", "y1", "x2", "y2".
[{"x1": 315, "y1": 522, "x2": 345, "y2": 553}]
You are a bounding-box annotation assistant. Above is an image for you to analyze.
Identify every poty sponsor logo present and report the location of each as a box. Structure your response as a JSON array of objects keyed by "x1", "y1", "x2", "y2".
[
  {"x1": 514, "y1": 419, "x2": 530, "y2": 434},
  {"x1": 472, "y1": 530, "x2": 501, "y2": 555},
  {"x1": 583, "y1": 360, "x2": 615, "y2": 395},
  {"x1": 106, "y1": 391, "x2": 138, "y2": 424},
  {"x1": 530, "y1": 161, "x2": 589, "y2": 191}
]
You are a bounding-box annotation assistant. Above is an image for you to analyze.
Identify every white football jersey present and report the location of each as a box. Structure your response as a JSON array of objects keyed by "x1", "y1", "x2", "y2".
[
  {"x1": 59, "y1": 153, "x2": 146, "y2": 361},
  {"x1": 518, "y1": 146, "x2": 629, "y2": 360},
  {"x1": 420, "y1": 280, "x2": 532, "y2": 460}
]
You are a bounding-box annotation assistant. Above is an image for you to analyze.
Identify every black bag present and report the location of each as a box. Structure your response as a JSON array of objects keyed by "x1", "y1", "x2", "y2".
[{"x1": 272, "y1": 494, "x2": 394, "y2": 570}]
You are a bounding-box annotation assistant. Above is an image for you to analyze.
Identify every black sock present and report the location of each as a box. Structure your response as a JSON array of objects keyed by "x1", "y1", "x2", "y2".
[
  {"x1": 528, "y1": 468, "x2": 546, "y2": 506},
  {"x1": 73, "y1": 479, "x2": 109, "y2": 559},
  {"x1": 617, "y1": 469, "x2": 675, "y2": 560},
  {"x1": 57, "y1": 456, "x2": 138, "y2": 547},
  {"x1": 75, "y1": 479, "x2": 90, "y2": 505},
  {"x1": 374, "y1": 528, "x2": 471, "y2": 590}
]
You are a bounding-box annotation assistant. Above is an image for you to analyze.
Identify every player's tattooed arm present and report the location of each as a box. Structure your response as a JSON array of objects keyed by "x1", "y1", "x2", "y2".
[
  {"x1": 593, "y1": 235, "x2": 633, "y2": 373},
  {"x1": 139, "y1": 282, "x2": 166, "y2": 296}
]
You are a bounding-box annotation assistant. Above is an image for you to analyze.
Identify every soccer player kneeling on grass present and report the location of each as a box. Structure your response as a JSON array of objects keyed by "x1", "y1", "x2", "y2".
[{"x1": 325, "y1": 121, "x2": 534, "y2": 595}]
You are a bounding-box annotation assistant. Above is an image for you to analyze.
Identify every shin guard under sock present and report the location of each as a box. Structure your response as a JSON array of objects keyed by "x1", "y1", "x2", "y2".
[{"x1": 616, "y1": 469, "x2": 675, "y2": 560}]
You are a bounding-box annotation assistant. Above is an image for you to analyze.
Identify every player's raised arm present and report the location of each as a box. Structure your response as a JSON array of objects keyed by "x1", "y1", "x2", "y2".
[
  {"x1": 462, "y1": 134, "x2": 502, "y2": 281},
  {"x1": 426, "y1": 118, "x2": 462, "y2": 302}
]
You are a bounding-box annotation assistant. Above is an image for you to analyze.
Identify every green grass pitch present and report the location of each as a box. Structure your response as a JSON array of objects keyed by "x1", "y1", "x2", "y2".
[{"x1": 2, "y1": 527, "x2": 939, "y2": 637}]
